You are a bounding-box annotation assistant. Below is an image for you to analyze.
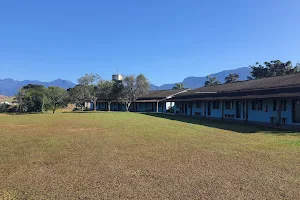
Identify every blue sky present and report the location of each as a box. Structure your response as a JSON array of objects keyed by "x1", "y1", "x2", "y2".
[{"x1": 0, "y1": 0, "x2": 300, "y2": 85}]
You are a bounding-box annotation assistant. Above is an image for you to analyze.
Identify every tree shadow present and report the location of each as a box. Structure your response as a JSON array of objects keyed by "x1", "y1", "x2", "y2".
[
  {"x1": 61, "y1": 111, "x2": 124, "y2": 114},
  {"x1": 140, "y1": 113, "x2": 298, "y2": 135}
]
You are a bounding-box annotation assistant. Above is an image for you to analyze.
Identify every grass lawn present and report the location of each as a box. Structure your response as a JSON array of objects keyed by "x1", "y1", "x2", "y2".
[{"x1": 0, "y1": 112, "x2": 299, "y2": 199}]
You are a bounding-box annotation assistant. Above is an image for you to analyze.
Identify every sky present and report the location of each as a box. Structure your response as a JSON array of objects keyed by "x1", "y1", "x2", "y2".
[{"x1": 0, "y1": 0, "x2": 300, "y2": 86}]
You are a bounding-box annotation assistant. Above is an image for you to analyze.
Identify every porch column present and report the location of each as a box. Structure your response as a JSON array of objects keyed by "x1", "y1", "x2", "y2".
[
  {"x1": 221, "y1": 100, "x2": 224, "y2": 120},
  {"x1": 156, "y1": 101, "x2": 159, "y2": 113},
  {"x1": 204, "y1": 101, "x2": 207, "y2": 117},
  {"x1": 245, "y1": 100, "x2": 248, "y2": 122},
  {"x1": 276, "y1": 98, "x2": 282, "y2": 125}
]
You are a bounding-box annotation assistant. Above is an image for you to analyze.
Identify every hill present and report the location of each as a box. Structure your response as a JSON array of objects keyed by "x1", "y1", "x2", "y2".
[
  {"x1": 0, "y1": 78, "x2": 76, "y2": 96},
  {"x1": 151, "y1": 67, "x2": 251, "y2": 90}
]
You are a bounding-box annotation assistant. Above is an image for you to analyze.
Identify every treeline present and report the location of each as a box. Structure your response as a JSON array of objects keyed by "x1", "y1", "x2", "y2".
[
  {"x1": 0, "y1": 73, "x2": 150, "y2": 113},
  {"x1": 204, "y1": 60, "x2": 300, "y2": 86}
]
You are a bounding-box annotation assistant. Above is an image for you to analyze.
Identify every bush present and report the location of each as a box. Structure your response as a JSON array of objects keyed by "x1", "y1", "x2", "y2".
[
  {"x1": 0, "y1": 104, "x2": 9, "y2": 113},
  {"x1": 7, "y1": 105, "x2": 18, "y2": 113}
]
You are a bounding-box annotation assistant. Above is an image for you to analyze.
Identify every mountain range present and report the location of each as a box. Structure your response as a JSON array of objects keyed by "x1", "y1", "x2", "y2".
[
  {"x1": 0, "y1": 67, "x2": 251, "y2": 96},
  {"x1": 0, "y1": 78, "x2": 76, "y2": 96},
  {"x1": 150, "y1": 67, "x2": 251, "y2": 90}
]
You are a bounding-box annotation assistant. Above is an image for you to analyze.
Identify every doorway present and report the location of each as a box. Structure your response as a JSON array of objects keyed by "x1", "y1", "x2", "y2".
[
  {"x1": 236, "y1": 101, "x2": 241, "y2": 119},
  {"x1": 293, "y1": 100, "x2": 300, "y2": 123},
  {"x1": 207, "y1": 102, "x2": 211, "y2": 116}
]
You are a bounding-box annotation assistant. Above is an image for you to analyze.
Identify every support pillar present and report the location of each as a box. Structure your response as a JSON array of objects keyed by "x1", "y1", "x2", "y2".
[
  {"x1": 156, "y1": 101, "x2": 159, "y2": 113},
  {"x1": 204, "y1": 101, "x2": 207, "y2": 117},
  {"x1": 245, "y1": 100, "x2": 248, "y2": 122},
  {"x1": 221, "y1": 100, "x2": 224, "y2": 120},
  {"x1": 276, "y1": 99, "x2": 282, "y2": 125}
]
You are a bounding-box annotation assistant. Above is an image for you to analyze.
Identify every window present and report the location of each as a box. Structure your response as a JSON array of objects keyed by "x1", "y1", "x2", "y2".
[
  {"x1": 196, "y1": 102, "x2": 201, "y2": 108},
  {"x1": 212, "y1": 101, "x2": 219, "y2": 109},
  {"x1": 252, "y1": 100, "x2": 263, "y2": 110},
  {"x1": 273, "y1": 100, "x2": 277, "y2": 111},
  {"x1": 176, "y1": 102, "x2": 179, "y2": 108},
  {"x1": 188, "y1": 102, "x2": 191, "y2": 108},
  {"x1": 280, "y1": 100, "x2": 287, "y2": 111},
  {"x1": 225, "y1": 101, "x2": 233, "y2": 109}
]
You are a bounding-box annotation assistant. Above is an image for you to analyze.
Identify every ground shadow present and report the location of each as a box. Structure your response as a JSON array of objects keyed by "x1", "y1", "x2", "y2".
[
  {"x1": 61, "y1": 111, "x2": 124, "y2": 114},
  {"x1": 141, "y1": 113, "x2": 298, "y2": 135}
]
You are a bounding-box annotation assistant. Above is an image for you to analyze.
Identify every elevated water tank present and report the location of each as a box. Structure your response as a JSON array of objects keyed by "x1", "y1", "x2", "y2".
[{"x1": 112, "y1": 74, "x2": 123, "y2": 81}]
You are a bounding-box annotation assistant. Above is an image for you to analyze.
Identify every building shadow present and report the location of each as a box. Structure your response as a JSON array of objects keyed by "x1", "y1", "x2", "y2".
[{"x1": 140, "y1": 113, "x2": 298, "y2": 134}]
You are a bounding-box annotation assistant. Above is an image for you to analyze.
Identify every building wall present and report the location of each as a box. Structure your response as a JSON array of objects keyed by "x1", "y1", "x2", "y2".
[
  {"x1": 205, "y1": 101, "x2": 222, "y2": 118},
  {"x1": 247, "y1": 99, "x2": 293, "y2": 124},
  {"x1": 174, "y1": 99, "x2": 296, "y2": 126},
  {"x1": 89, "y1": 99, "x2": 297, "y2": 126},
  {"x1": 191, "y1": 101, "x2": 204, "y2": 117},
  {"x1": 223, "y1": 100, "x2": 246, "y2": 121}
]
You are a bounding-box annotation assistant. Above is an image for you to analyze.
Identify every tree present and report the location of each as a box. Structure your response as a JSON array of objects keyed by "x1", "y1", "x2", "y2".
[
  {"x1": 225, "y1": 73, "x2": 239, "y2": 83},
  {"x1": 15, "y1": 84, "x2": 46, "y2": 113},
  {"x1": 46, "y1": 86, "x2": 69, "y2": 113},
  {"x1": 250, "y1": 60, "x2": 300, "y2": 79},
  {"x1": 122, "y1": 74, "x2": 150, "y2": 111},
  {"x1": 68, "y1": 85, "x2": 91, "y2": 111},
  {"x1": 204, "y1": 75, "x2": 220, "y2": 87},
  {"x1": 173, "y1": 83, "x2": 184, "y2": 89},
  {"x1": 77, "y1": 73, "x2": 101, "y2": 111},
  {"x1": 77, "y1": 73, "x2": 101, "y2": 86},
  {"x1": 97, "y1": 80, "x2": 123, "y2": 111}
]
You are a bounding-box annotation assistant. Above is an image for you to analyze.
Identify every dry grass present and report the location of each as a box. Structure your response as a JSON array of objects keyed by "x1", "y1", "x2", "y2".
[
  {"x1": 0, "y1": 96, "x2": 14, "y2": 103},
  {"x1": 0, "y1": 112, "x2": 299, "y2": 199}
]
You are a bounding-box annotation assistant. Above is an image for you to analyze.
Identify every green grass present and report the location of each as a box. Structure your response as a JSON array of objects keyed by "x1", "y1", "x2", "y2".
[{"x1": 0, "y1": 112, "x2": 300, "y2": 199}]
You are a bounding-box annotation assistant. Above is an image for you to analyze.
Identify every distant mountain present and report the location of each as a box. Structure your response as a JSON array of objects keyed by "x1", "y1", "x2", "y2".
[
  {"x1": 0, "y1": 78, "x2": 76, "y2": 96},
  {"x1": 151, "y1": 67, "x2": 251, "y2": 90},
  {"x1": 1, "y1": 67, "x2": 251, "y2": 96}
]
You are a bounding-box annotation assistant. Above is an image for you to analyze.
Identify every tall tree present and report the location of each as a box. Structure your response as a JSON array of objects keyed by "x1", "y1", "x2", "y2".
[
  {"x1": 46, "y1": 86, "x2": 69, "y2": 113},
  {"x1": 204, "y1": 75, "x2": 220, "y2": 87},
  {"x1": 68, "y1": 85, "x2": 91, "y2": 111},
  {"x1": 97, "y1": 80, "x2": 123, "y2": 111},
  {"x1": 122, "y1": 74, "x2": 150, "y2": 111},
  {"x1": 250, "y1": 60, "x2": 299, "y2": 79},
  {"x1": 77, "y1": 73, "x2": 101, "y2": 111},
  {"x1": 77, "y1": 73, "x2": 101, "y2": 86},
  {"x1": 173, "y1": 83, "x2": 184, "y2": 89},
  {"x1": 225, "y1": 73, "x2": 239, "y2": 83}
]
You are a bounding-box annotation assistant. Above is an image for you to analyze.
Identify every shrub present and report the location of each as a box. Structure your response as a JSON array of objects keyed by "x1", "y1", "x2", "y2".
[{"x1": 0, "y1": 104, "x2": 9, "y2": 113}]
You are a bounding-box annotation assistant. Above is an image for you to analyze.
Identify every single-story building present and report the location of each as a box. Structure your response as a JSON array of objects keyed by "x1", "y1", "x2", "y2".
[
  {"x1": 166, "y1": 73, "x2": 300, "y2": 127},
  {"x1": 86, "y1": 88, "x2": 189, "y2": 112}
]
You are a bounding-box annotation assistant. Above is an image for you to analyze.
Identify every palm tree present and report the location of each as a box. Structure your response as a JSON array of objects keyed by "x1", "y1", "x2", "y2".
[
  {"x1": 173, "y1": 83, "x2": 184, "y2": 89},
  {"x1": 204, "y1": 75, "x2": 220, "y2": 87},
  {"x1": 225, "y1": 73, "x2": 239, "y2": 83}
]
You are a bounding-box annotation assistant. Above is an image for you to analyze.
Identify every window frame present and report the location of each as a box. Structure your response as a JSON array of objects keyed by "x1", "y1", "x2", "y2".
[
  {"x1": 280, "y1": 100, "x2": 287, "y2": 111},
  {"x1": 196, "y1": 101, "x2": 201, "y2": 108},
  {"x1": 252, "y1": 100, "x2": 263, "y2": 111},
  {"x1": 225, "y1": 101, "x2": 233, "y2": 110},
  {"x1": 212, "y1": 101, "x2": 220, "y2": 109}
]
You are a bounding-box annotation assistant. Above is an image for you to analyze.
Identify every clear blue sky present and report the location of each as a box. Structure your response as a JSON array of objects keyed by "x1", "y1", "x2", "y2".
[{"x1": 1, "y1": 0, "x2": 299, "y2": 85}]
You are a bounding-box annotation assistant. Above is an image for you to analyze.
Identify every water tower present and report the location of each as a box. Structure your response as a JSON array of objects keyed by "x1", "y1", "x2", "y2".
[
  {"x1": 112, "y1": 74, "x2": 123, "y2": 81},
  {"x1": 112, "y1": 67, "x2": 123, "y2": 81}
]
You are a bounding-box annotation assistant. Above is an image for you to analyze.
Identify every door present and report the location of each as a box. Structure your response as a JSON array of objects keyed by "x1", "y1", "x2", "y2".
[
  {"x1": 236, "y1": 101, "x2": 241, "y2": 118},
  {"x1": 293, "y1": 100, "x2": 300, "y2": 123},
  {"x1": 207, "y1": 101, "x2": 211, "y2": 116}
]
